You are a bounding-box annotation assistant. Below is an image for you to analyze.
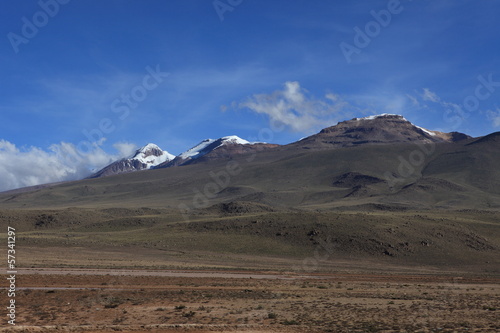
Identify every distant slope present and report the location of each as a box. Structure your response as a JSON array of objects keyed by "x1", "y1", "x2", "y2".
[{"x1": 466, "y1": 131, "x2": 500, "y2": 146}]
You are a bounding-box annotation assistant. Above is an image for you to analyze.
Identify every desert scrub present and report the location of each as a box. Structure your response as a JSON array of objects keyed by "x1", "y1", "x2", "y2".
[{"x1": 268, "y1": 312, "x2": 277, "y2": 319}]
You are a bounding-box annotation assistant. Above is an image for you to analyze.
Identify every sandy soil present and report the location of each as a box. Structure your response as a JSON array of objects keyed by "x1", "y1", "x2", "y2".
[{"x1": 1, "y1": 269, "x2": 499, "y2": 332}]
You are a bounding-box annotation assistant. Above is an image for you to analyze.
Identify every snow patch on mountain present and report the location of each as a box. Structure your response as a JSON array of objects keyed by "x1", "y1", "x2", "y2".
[
  {"x1": 221, "y1": 135, "x2": 251, "y2": 145},
  {"x1": 414, "y1": 125, "x2": 437, "y2": 136},
  {"x1": 353, "y1": 114, "x2": 438, "y2": 137},
  {"x1": 179, "y1": 139, "x2": 216, "y2": 159},
  {"x1": 354, "y1": 113, "x2": 409, "y2": 121},
  {"x1": 178, "y1": 136, "x2": 254, "y2": 160}
]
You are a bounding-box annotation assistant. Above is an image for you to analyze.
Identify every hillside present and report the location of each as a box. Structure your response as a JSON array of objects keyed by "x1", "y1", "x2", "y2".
[
  {"x1": 1, "y1": 138, "x2": 499, "y2": 211},
  {"x1": 1, "y1": 115, "x2": 499, "y2": 274}
]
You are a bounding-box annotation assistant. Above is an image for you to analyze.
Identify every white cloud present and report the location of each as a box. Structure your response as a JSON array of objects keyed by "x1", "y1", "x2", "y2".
[
  {"x1": 113, "y1": 142, "x2": 138, "y2": 157},
  {"x1": 0, "y1": 141, "x2": 135, "y2": 192},
  {"x1": 238, "y1": 81, "x2": 353, "y2": 133},
  {"x1": 422, "y1": 88, "x2": 441, "y2": 103},
  {"x1": 487, "y1": 109, "x2": 500, "y2": 128},
  {"x1": 406, "y1": 94, "x2": 421, "y2": 107}
]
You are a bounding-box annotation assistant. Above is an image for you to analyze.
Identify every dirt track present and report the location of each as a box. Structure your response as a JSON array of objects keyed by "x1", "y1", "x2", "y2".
[
  {"x1": 14, "y1": 267, "x2": 500, "y2": 283},
  {"x1": 14, "y1": 268, "x2": 308, "y2": 280}
]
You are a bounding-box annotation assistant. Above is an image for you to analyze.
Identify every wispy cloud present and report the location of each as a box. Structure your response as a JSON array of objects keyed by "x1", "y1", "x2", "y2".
[
  {"x1": 487, "y1": 108, "x2": 500, "y2": 128},
  {"x1": 422, "y1": 88, "x2": 441, "y2": 103},
  {"x1": 236, "y1": 81, "x2": 354, "y2": 133},
  {"x1": 411, "y1": 88, "x2": 468, "y2": 131},
  {"x1": 0, "y1": 141, "x2": 136, "y2": 192}
]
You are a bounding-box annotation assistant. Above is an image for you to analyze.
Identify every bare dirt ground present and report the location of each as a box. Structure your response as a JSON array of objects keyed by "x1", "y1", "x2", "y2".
[
  {"x1": 1, "y1": 269, "x2": 499, "y2": 333},
  {"x1": 1, "y1": 208, "x2": 499, "y2": 332}
]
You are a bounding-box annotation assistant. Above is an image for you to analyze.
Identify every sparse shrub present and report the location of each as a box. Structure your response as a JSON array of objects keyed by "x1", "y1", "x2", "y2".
[
  {"x1": 268, "y1": 312, "x2": 277, "y2": 319},
  {"x1": 182, "y1": 311, "x2": 195, "y2": 317},
  {"x1": 175, "y1": 305, "x2": 186, "y2": 310},
  {"x1": 103, "y1": 296, "x2": 123, "y2": 309},
  {"x1": 483, "y1": 306, "x2": 497, "y2": 311}
]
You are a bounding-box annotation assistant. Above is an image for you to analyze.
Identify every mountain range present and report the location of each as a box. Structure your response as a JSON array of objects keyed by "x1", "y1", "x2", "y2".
[
  {"x1": 89, "y1": 136, "x2": 278, "y2": 178},
  {"x1": 89, "y1": 114, "x2": 471, "y2": 179},
  {"x1": 1, "y1": 113, "x2": 499, "y2": 211}
]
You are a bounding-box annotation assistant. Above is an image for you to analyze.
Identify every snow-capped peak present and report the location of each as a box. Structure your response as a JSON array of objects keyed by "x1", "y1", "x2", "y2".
[
  {"x1": 351, "y1": 114, "x2": 439, "y2": 137},
  {"x1": 220, "y1": 135, "x2": 251, "y2": 145},
  {"x1": 89, "y1": 143, "x2": 176, "y2": 178},
  {"x1": 354, "y1": 113, "x2": 408, "y2": 121},
  {"x1": 130, "y1": 143, "x2": 175, "y2": 168},
  {"x1": 136, "y1": 143, "x2": 162, "y2": 153}
]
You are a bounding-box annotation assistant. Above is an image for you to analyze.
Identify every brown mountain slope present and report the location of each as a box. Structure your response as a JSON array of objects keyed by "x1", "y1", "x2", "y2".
[{"x1": 290, "y1": 114, "x2": 470, "y2": 150}]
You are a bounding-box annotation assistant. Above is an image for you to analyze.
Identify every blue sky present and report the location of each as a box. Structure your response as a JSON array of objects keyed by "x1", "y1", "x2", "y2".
[{"x1": 1, "y1": 0, "x2": 500, "y2": 191}]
